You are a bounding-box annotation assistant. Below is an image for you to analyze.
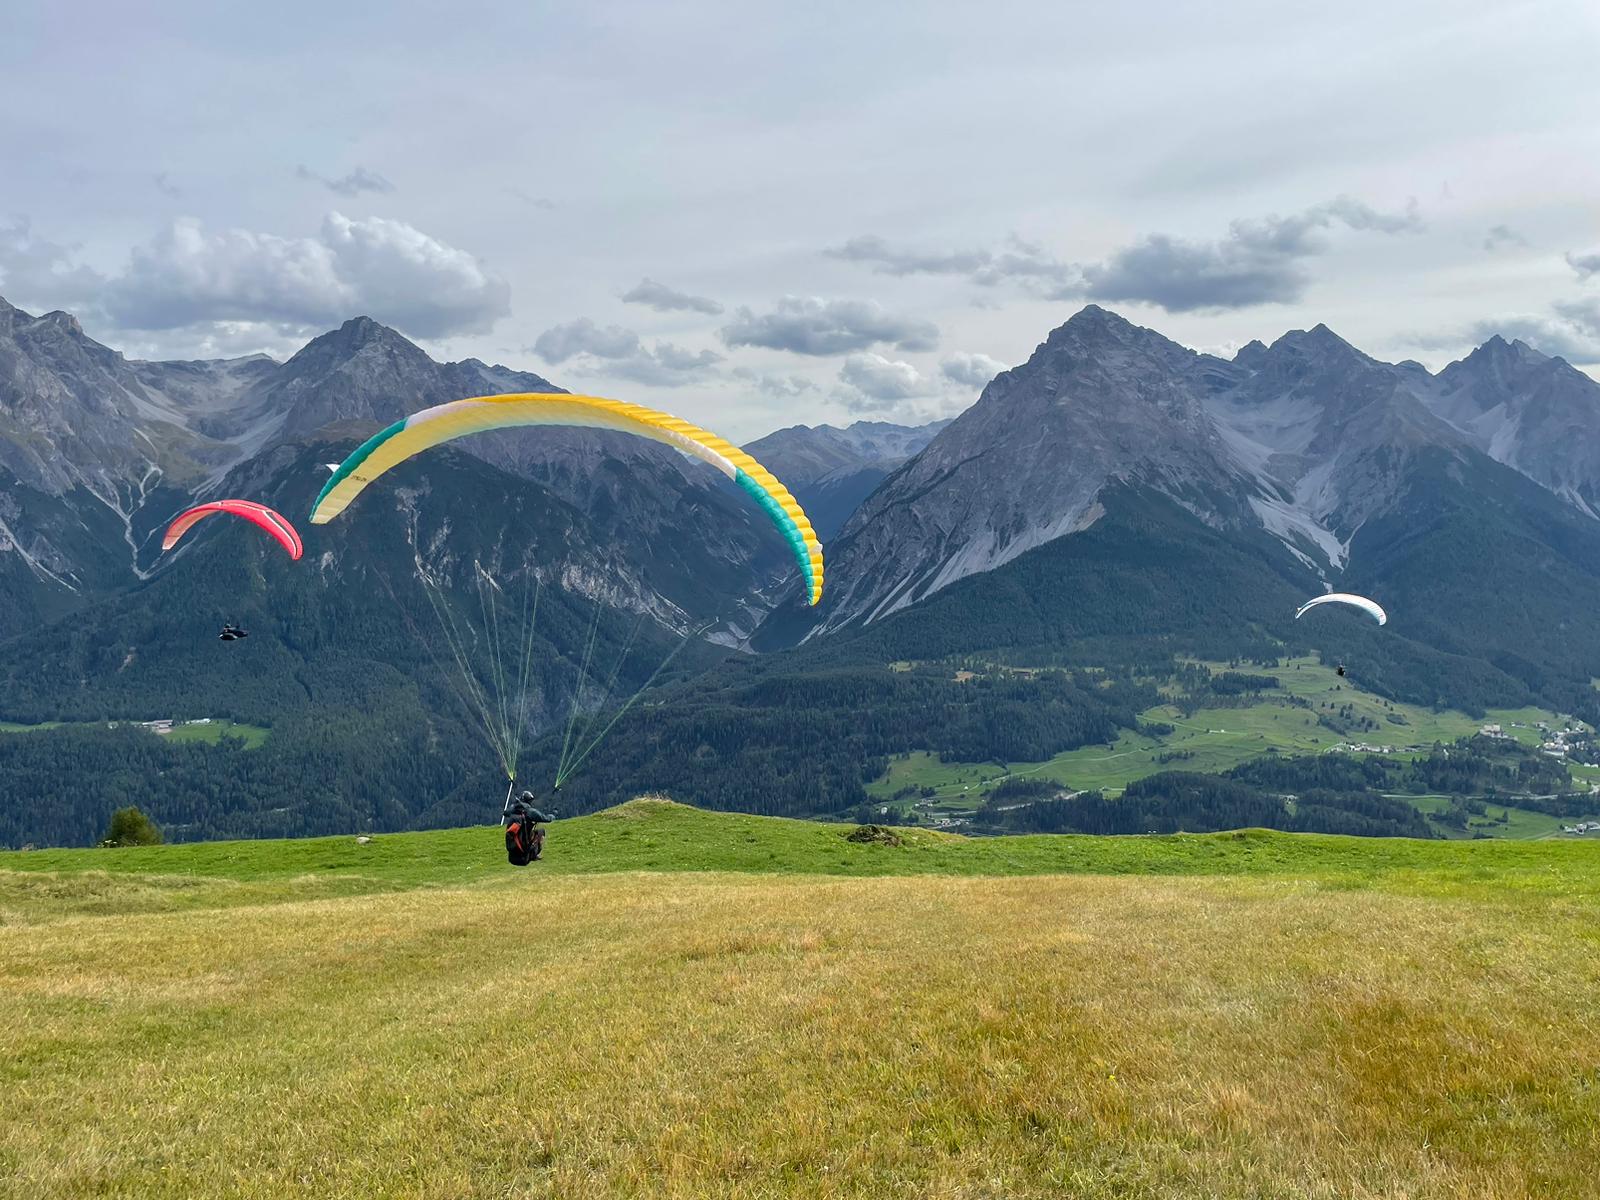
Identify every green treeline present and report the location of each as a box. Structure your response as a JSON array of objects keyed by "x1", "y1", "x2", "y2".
[
  {"x1": 526, "y1": 662, "x2": 1157, "y2": 819},
  {"x1": 979, "y1": 773, "x2": 1434, "y2": 838},
  {"x1": 972, "y1": 734, "x2": 1590, "y2": 840},
  {"x1": 1229, "y1": 736, "x2": 1573, "y2": 799}
]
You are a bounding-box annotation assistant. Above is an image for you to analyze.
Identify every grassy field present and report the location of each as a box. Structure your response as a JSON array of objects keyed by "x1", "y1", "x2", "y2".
[
  {"x1": 3, "y1": 800, "x2": 1600, "y2": 1198},
  {"x1": 0, "y1": 718, "x2": 269, "y2": 747},
  {"x1": 868, "y1": 658, "x2": 1587, "y2": 814},
  {"x1": 1404, "y1": 794, "x2": 1595, "y2": 840},
  {"x1": 15, "y1": 799, "x2": 1600, "y2": 917},
  {"x1": 161, "y1": 719, "x2": 270, "y2": 747}
]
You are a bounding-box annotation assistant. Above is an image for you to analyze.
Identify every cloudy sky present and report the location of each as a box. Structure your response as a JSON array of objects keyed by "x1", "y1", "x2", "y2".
[{"x1": 3, "y1": 0, "x2": 1598, "y2": 439}]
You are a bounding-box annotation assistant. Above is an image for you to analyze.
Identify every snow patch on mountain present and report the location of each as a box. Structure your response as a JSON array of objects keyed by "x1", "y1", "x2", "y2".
[{"x1": 1249, "y1": 494, "x2": 1345, "y2": 571}]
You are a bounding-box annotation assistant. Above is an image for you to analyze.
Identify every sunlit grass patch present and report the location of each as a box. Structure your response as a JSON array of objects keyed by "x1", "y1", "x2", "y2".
[
  {"x1": 162, "y1": 720, "x2": 270, "y2": 747},
  {"x1": 1, "y1": 863, "x2": 1597, "y2": 1198}
]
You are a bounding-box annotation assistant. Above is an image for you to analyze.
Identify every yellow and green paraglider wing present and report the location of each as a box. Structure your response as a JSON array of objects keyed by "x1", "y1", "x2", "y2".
[{"x1": 310, "y1": 393, "x2": 824, "y2": 604}]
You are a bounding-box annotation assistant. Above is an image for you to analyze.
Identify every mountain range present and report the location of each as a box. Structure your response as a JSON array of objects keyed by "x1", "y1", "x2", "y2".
[
  {"x1": 743, "y1": 418, "x2": 950, "y2": 541},
  {"x1": 4, "y1": 293, "x2": 1600, "y2": 843},
  {"x1": 808, "y1": 306, "x2": 1600, "y2": 634},
  {"x1": 0, "y1": 298, "x2": 820, "y2": 643}
]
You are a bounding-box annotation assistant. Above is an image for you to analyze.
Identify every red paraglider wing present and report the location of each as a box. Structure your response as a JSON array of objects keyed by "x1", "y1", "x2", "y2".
[{"x1": 161, "y1": 500, "x2": 303, "y2": 560}]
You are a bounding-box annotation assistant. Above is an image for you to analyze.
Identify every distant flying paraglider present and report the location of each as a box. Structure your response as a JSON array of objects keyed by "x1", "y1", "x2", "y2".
[
  {"x1": 309, "y1": 392, "x2": 824, "y2": 605},
  {"x1": 162, "y1": 500, "x2": 304, "y2": 561},
  {"x1": 1294, "y1": 592, "x2": 1387, "y2": 626}
]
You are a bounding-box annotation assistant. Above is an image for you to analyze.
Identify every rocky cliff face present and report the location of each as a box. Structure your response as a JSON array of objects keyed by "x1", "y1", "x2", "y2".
[
  {"x1": 1421, "y1": 336, "x2": 1600, "y2": 517},
  {"x1": 813, "y1": 307, "x2": 1262, "y2": 631},
  {"x1": 8, "y1": 290, "x2": 1600, "y2": 657},
  {"x1": 801, "y1": 305, "x2": 1600, "y2": 636},
  {"x1": 0, "y1": 298, "x2": 795, "y2": 641}
]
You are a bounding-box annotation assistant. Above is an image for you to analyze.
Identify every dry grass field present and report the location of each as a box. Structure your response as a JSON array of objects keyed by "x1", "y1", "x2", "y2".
[{"x1": 3, "y1": 802, "x2": 1599, "y2": 1198}]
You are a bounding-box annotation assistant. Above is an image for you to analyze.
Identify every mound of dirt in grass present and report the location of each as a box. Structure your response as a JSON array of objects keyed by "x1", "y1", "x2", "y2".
[{"x1": 844, "y1": 824, "x2": 903, "y2": 847}]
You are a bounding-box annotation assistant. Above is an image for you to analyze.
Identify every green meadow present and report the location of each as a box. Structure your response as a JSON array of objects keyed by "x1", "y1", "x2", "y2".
[
  {"x1": 3, "y1": 799, "x2": 1598, "y2": 1198},
  {"x1": 0, "y1": 718, "x2": 269, "y2": 747}
]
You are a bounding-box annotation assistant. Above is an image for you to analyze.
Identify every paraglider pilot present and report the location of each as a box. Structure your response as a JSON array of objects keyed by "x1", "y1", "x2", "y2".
[{"x1": 504, "y1": 789, "x2": 554, "y2": 866}]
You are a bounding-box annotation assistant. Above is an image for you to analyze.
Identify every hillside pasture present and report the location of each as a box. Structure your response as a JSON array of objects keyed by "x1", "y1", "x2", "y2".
[{"x1": 2, "y1": 801, "x2": 1598, "y2": 1198}]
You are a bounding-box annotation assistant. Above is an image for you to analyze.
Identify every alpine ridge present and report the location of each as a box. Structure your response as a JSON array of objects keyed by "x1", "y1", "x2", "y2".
[
  {"x1": 797, "y1": 305, "x2": 1600, "y2": 638},
  {"x1": 0, "y1": 298, "x2": 791, "y2": 641}
]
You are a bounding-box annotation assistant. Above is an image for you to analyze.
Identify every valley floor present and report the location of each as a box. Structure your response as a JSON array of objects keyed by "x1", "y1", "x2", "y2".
[
  {"x1": 3, "y1": 801, "x2": 1599, "y2": 1198},
  {"x1": 867, "y1": 657, "x2": 1600, "y2": 834}
]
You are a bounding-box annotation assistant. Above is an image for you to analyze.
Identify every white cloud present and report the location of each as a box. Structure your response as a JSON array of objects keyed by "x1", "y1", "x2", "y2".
[
  {"x1": 940, "y1": 351, "x2": 1006, "y2": 389},
  {"x1": 732, "y1": 367, "x2": 817, "y2": 398},
  {"x1": 98, "y1": 213, "x2": 509, "y2": 339},
  {"x1": 7, "y1": 0, "x2": 1600, "y2": 408},
  {"x1": 830, "y1": 232, "x2": 1074, "y2": 292},
  {"x1": 838, "y1": 352, "x2": 928, "y2": 403},
  {"x1": 720, "y1": 296, "x2": 938, "y2": 355},
  {"x1": 296, "y1": 165, "x2": 396, "y2": 196},
  {"x1": 112, "y1": 320, "x2": 298, "y2": 362},
  {"x1": 1078, "y1": 197, "x2": 1422, "y2": 312},
  {"x1": 0, "y1": 218, "x2": 105, "y2": 311},
  {"x1": 1483, "y1": 224, "x2": 1528, "y2": 252},
  {"x1": 1567, "y1": 249, "x2": 1600, "y2": 281},
  {"x1": 532, "y1": 317, "x2": 640, "y2": 363},
  {"x1": 828, "y1": 197, "x2": 1423, "y2": 313},
  {"x1": 532, "y1": 316, "x2": 722, "y2": 386},
  {"x1": 621, "y1": 278, "x2": 723, "y2": 315},
  {"x1": 973, "y1": 237, "x2": 1079, "y2": 291},
  {"x1": 508, "y1": 188, "x2": 556, "y2": 211},
  {"x1": 825, "y1": 235, "x2": 992, "y2": 277},
  {"x1": 612, "y1": 341, "x2": 721, "y2": 386}
]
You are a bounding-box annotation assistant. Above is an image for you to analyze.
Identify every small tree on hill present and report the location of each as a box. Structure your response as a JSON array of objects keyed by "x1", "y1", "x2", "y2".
[{"x1": 102, "y1": 806, "x2": 162, "y2": 847}]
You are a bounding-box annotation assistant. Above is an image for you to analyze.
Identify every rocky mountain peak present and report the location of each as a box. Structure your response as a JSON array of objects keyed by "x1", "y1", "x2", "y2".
[
  {"x1": 1443, "y1": 334, "x2": 1551, "y2": 391},
  {"x1": 1056, "y1": 302, "x2": 1126, "y2": 333},
  {"x1": 980, "y1": 307, "x2": 1207, "y2": 429},
  {"x1": 801, "y1": 306, "x2": 1600, "y2": 639},
  {"x1": 282, "y1": 315, "x2": 430, "y2": 374},
  {"x1": 36, "y1": 310, "x2": 85, "y2": 338},
  {"x1": 1233, "y1": 339, "x2": 1270, "y2": 368},
  {"x1": 262, "y1": 319, "x2": 464, "y2": 439},
  {"x1": 1434, "y1": 336, "x2": 1557, "y2": 424},
  {"x1": 804, "y1": 306, "x2": 1249, "y2": 632},
  {"x1": 1044, "y1": 304, "x2": 1187, "y2": 359},
  {"x1": 1263, "y1": 323, "x2": 1365, "y2": 368},
  {"x1": 1423, "y1": 332, "x2": 1600, "y2": 514}
]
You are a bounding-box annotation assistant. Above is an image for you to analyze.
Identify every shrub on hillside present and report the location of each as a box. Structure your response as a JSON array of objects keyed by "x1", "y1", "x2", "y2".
[{"x1": 101, "y1": 806, "x2": 162, "y2": 847}]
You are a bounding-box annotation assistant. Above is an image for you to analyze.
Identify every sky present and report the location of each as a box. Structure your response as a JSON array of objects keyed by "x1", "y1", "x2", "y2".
[{"x1": 2, "y1": 0, "x2": 1598, "y2": 441}]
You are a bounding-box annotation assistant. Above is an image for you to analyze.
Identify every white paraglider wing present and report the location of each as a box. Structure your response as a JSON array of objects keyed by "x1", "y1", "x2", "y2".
[{"x1": 1294, "y1": 593, "x2": 1387, "y2": 625}]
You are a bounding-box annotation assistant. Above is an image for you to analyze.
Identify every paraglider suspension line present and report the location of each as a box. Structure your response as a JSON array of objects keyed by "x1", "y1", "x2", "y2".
[{"x1": 553, "y1": 616, "x2": 717, "y2": 790}]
